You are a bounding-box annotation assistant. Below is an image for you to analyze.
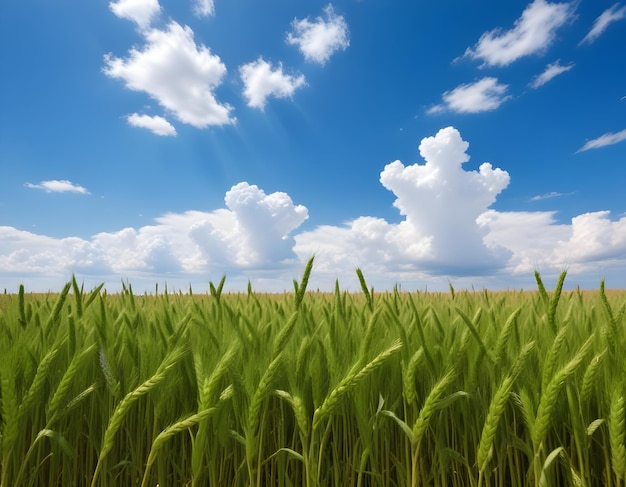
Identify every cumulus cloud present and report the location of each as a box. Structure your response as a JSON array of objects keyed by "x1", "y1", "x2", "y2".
[
  {"x1": 477, "y1": 210, "x2": 571, "y2": 275},
  {"x1": 430, "y1": 77, "x2": 510, "y2": 114},
  {"x1": 89, "y1": 226, "x2": 187, "y2": 274},
  {"x1": 479, "y1": 209, "x2": 626, "y2": 278},
  {"x1": 554, "y1": 211, "x2": 626, "y2": 265},
  {"x1": 580, "y1": 3, "x2": 626, "y2": 45},
  {"x1": 189, "y1": 182, "x2": 309, "y2": 267},
  {"x1": 239, "y1": 58, "x2": 306, "y2": 109},
  {"x1": 529, "y1": 59, "x2": 574, "y2": 88},
  {"x1": 294, "y1": 129, "x2": 626, "y2": 288},
  {"x1": 577, "y1": 128, "x2": 626, "y2": 152},
  {"x1": 0, "y1": 227, "x2": 100, "y2": 277},
  {"x1": 478, "y1": 210, "x2": 626, "y2": 276},
  {"x1": 25, "y1": 180, "x2": 90, "y2": 194},
  {"x1": 103, "y1": 21, "x2": 234, "y2": 128},
  {"x1": 109, "y1": 0, "x2": 161, "y2": 31},
  {"x1": 293, "y1": 218, "x2": 431, "y2": 287},
  {"x1": 127, "y1": 113, "x2": 176, "y2": 135},
  {"x1": 463, "y1": 0, "x2": 575, "y2": 67},
  {"x1": 296, "y1": 127, "x2": 512, "y2": 276},
  {"x1": 6, "y1": 128, "x2": 626, "y2": 292},
  {"x1": 193, "y1": 0, "x2": 215, "y2": 17},
  {"x1": 1, "y1": 183, "x2": 308, "y2": 288},
  {"x1": 286, "y1": 4, "x2": 350, "y2": 65}
]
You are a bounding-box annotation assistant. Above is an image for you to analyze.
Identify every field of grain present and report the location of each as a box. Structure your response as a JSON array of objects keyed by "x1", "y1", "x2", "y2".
[{"x1": 1, "y1": 259, "x2": 625, "y2": 486}]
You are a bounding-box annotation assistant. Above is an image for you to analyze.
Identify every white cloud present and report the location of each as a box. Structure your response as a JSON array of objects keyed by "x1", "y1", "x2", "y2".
[
  {"x1": 127, "y1": 113, "x2": 176, "y2": 135},
  {"x1": 294, "y1": 129, "x2": 626, "y2": 289},
  {"x1": 6, "y1": 129, "x2": 626, "y2": 292},
  {"x1": 430, "y1": 77, "x2": 510, "y2": 114},
  {"x1": 529, "y1": 59, "x2": 574, "y2": 88},
  {"x1": 239, "y1": 58, "x2": 306, "y2": 109},
  {"x1": 477, "y1": 210, "x2": 571, "y2": 275},
  {"x1": 554, "y1": 211, "x2": 626, "y2": 265},
  {"x1": 25, "y1": 180, "x2": 90, "y2": 194},
  {"x1": 1, "y1": 183, "x2": 308, "y2": 289},
  {"x1": 577, "y1": 128, "x2": 626, "y2": 152},
  {"x1": 109, "y1": 0, "x2": 161, "y2": 31},
  {"x1": 480, "y1": 209, "x2": 626, "y2": 277},
  {"x1": 0, "y1": 227, "x2": 100, "y2": 276},
  {"x1": 530, "y1": 191, "x2": 568, "y2": 201},
  {"x1": 295, "y1": 127, "x2": 512, "y2": 276},
  {"x1": 126, "y1": 181, "x2": 309, "y2": 270},
  {"x1": 103, "y1": 21, "x2": 234, "y2": 128},
  {"x1": 189, "y1": 182, "x2": 309, "y2": 267},
  {"x1": 580, "y1": 3, "x2": 626, "y2": 45},
  {"x1": 286, "y1": 4, "x2": 350, "y2": 65},
  {"x1": 193, "y1": 0, "x2": 215, "y2": 17},
  {"x1": 89, "y1": 226, "x2": 188, "y2": 273},
  {"x1": 463, "y1": 0, "x2": 574, "y2": 67}
]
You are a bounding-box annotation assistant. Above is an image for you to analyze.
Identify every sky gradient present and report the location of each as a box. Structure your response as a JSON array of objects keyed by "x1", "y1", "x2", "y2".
[{"x1": 1, "y1": 0, "x2": 625, "y2": 293}]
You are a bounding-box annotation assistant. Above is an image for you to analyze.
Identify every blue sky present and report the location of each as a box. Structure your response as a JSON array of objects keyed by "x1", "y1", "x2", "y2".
[{"x1": 1, "y1": 0, "x2": 625, "y2": 293}]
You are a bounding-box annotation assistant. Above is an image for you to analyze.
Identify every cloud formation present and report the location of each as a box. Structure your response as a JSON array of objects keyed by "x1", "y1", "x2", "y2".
[
  {"x1": 193, "y1": 0, "x2": 215, "y2": 17},
  {"x1": 6, "y1": 128, "x2": 626, "y2": 292},
  {"x1": 127, "y1": 113, "x2": 176, "y2": 135},
  {"x1": 463, "y1": 0, "x2": 574, "y2": 67},
  {"x1": 530, "y1": 191, "x2": 569, "y2": 201},
  {"x1": 109, "y1": 0, "x2": 161, "y2": 31},
  {"x1": 25, "y1": 180, "x2": 90, "y2": 194},
  {"x1": 239, "y1": 58, "x2": 306, "y2": 109},
  {"x1": 577, "y1": 128, "x2": 626, "y2": 152},
  {"x1": 477, "y1": 210, "x2": 570, "y2": 275},
  {"x1": 478, "y1": 210, "x2": 626, "y2": 278},
  {"x1": 103, "y1": 21, "x2": 234, "y2": 128},
  {"x1": 296, "y1": 127, "x2": 511, "y2": 276},
  {"x1": 430, "y1": 77, "x2": 510, "y2": 114},
  {"x1": 286, "y1": 4, "x2": 350, "y2": 65},
  {"x1": 554, "y1": 211, "x2": 626, "y2": 265},
  {"x1": 1, "y1": 183, "x2": 307, "y2": 284},
  {"x1": 104, "y1": 2, "x2": 352, "y2": 134},
  {"x1": 529, "y1": 59, "x2": 574, "y2": 88},
  {"x1": 580, "y1": 3, "x2": 626, "y2": 45},
  {"x1": 189, "y1": 182, "x2": 309, "y2": 267}
]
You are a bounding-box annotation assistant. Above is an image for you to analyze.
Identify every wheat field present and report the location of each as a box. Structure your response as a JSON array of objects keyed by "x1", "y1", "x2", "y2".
[{"x1": 1, "y1": 259, "x2": 625, "y2": 486}]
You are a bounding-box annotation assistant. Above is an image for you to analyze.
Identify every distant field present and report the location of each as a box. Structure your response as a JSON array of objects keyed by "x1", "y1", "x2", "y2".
[{"x1": 1, "y1": 261, "x2": 626, "y2": 486}]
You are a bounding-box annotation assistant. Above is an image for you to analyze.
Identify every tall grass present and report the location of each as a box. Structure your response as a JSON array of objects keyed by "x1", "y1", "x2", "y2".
[{"x1": 0, "y1": 267, "x2": 625, "y2": 486}]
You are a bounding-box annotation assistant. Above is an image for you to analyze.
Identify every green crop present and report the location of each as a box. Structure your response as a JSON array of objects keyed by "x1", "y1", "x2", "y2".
[{"x1": 0, "y1": 261, "x2": 625, "y2": 486}]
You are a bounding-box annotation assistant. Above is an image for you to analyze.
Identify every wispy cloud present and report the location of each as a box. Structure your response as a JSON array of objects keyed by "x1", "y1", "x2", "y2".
[
  {"x1": 127, "y1": 113, "x2": 176, "y2": 136},
  {"x1": 286, "y1": 4, "x2": 350, "y2": 65},
  {"x1": 580, "y1": 3, "x2": 626, "y2": 45},
  {"x1": 530, "y1": 191, "x2": 571, "y2": 201},
  {"x1": 25, "y1": 180, "x2": 90, "y2": 194},
  {"x1": 193, "y1": 0, "x2": 214, "y2": 17},
  {"x1": 577, "y1": 128, "x2": 626, "y2": 152},
  {"x1": 462, "y1": 0, "x2": 575, "y2": 67},
  {"x1": 529, "y1": 59, "x2": 574, "y2": 88},
  {"x1": 239, "y1": 58, "x2": 306, "y2": 109},
  {"x1": 429, "y1": 77, "x2": 510, "y2": 114}
]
